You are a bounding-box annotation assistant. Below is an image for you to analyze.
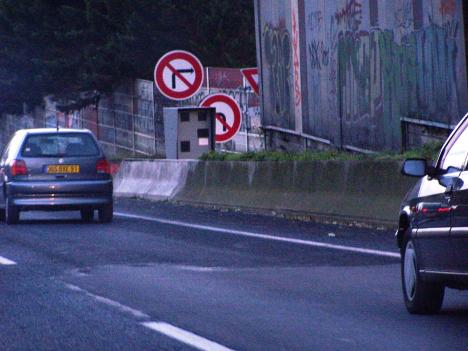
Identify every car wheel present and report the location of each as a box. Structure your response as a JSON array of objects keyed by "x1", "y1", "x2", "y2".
[
  {"x1": 401, "y1": 236, "x2": 444, "y2": 314},
  {"x1": 5, "y1": 198, "x2": 19, "y2": 225},
  {"x1": 98, "y1": 203, "x2": 113, "y2": 223},
  {"x1": 80, "y1": 208, "x2": 94, "y2": 222}
]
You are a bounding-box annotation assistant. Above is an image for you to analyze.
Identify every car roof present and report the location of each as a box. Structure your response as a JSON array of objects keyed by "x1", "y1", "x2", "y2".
[{"x1": 15, "y1": 128, "x2": 92, "y2": 136}]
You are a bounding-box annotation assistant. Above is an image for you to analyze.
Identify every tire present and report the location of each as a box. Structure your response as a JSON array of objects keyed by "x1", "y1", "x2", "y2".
[
  {"x1": 5, "y1": 198, "x2": 19, "y2": 225},
  {"x1": 80, "y1": 208, "x2": 94, "y2": 222},
  {"x1": 98, "y1": 203, "x2": 113, "y2": 223},
  {"x1": 401, "y1": 236, "x2": 444, "y2": 314}
]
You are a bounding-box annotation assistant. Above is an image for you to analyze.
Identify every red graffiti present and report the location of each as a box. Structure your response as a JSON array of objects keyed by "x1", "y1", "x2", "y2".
[
  {"x1": 440, "y1": 0, "x2": 456, "y2": 18},
  {"x1": 292, "y1": 11, "x2": 301, "y2": 107}
]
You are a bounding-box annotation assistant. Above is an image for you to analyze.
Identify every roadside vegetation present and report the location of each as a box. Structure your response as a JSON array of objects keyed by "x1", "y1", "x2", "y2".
[{"x1": 200, "y1": 142, "x2": 444, "y2": 162}]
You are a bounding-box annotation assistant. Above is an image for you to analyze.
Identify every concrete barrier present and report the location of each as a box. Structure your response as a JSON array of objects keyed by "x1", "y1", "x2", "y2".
[
  {"x1": 114, "y1": 159, "x2": 195, "y2": 200},
  {"x1": 114, "y1": 159, "x2": 417, "y2": 226}
]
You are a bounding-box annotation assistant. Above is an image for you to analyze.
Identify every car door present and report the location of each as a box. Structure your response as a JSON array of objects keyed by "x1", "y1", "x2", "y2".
[
  {"x1": 444, "y1": 117, "x2": 468, "y2": 274},
  {"x1": 414, "y1": 175, "x2": 455, "y2": 272},
  {"x1": 450, "y1": 168, "x2": 468, "y2": 273},
  {"x1": 414, "y1": 118, "x2": 468, "y2": 272}
]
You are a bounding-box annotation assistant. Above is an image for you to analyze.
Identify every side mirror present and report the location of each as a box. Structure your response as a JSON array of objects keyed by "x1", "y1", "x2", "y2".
[{"x1": 401, "y1": 158, "x2": 428, "y2": 177}]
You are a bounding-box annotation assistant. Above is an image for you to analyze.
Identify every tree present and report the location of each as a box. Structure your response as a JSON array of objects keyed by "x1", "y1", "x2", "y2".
[
  {"x1": 0, "y1": 0, "x2": 256, "y2": 113},
  {"x1": 176, "y1": 0, "x2": 256, "y2": 68}
]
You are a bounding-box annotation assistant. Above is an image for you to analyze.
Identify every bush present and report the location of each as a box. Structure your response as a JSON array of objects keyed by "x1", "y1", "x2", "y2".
[{"x1": 200, "y1": 142, "x2": 444, "y2": 162}]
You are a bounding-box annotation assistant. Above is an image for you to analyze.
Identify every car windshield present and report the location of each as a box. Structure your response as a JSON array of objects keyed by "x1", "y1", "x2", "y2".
[{"x1": 21, "y1": 133, "x2": 99, "y2": 157}]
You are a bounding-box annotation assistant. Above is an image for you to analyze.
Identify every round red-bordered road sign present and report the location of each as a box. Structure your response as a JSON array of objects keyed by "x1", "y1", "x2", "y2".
[
  {"x1": 200, "y1": 93, "x2": 242, "y2": 143},
  {"x1": 154, "y1": 50, "x2": 204, "y2": 100}
]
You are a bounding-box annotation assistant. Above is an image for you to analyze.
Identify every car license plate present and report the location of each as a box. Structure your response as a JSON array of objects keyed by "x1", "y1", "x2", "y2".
[{"x1": 47, "y1": 165, "x2": 80, "y2": 174}]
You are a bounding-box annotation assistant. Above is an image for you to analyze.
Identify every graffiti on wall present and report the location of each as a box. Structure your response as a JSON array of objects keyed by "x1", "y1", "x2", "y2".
[
  {"x1": 307, "y1": 10, "x2": 323, "y2": 30},
  {"x1": 308, "y1": 40, "x2": 329, "y2": 70},
  {"x1": 291, "y1": 0, "x2": 302, "y2": 121},
  {"x1": 304, "y1": 0, "x2": 463, "y2": 149},
  {"x1": 336, "y1": 15, "x2": 461, "y2": 147},
  {"x1": 334, "y1": 0, "x2": 362, "y2": 32},
  {"x1": 394, "y1": 0, "x2": 413, "y2": 31},
  {"x1": 440, "y1": 0, "x2": 456, "y2": 17},
  {"x1": 263, "y1": 21, "x2": 292, "y2": 127}
]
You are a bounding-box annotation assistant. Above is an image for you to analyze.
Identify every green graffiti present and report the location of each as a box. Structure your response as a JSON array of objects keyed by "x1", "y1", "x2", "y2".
[{"x1": 337, "y1": 22, "x2": 460, "y2": 149}]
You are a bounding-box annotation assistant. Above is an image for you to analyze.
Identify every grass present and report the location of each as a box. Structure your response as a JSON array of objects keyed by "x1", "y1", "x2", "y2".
[{"x1": 200, "y1": 142, "x2": 444, "y2": 162}]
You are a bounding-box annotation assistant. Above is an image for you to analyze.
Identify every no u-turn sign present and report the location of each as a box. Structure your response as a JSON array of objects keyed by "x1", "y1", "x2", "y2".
[{"x1": 200, "y1": 93, "x2": 242, "y2": 143}]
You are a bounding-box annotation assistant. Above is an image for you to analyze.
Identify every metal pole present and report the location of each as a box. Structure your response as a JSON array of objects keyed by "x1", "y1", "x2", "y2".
[{"x1": 246, "y1": 89, "x2": 250, "y2": 152}]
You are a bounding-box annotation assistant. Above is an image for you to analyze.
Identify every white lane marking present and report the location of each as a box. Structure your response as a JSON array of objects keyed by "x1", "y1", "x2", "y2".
[
  {"x1": 64, "y1": 283, "x2": 150, "y2": 320},
  {"x1": 115, "y1": 212, "x2": 400, "y2": 259},
  {"x1": 65, "y1": 282, "x2": 235, "y2": 350},
  {"x1": 142, "y1": 321, "x2": 235, "y2": 351},
  {"x1": 176, "y1": 265, "x2": 232, "y2": 272},
  {"x1": 0, "y1": 255, "x2": 17, "y2": 265}
]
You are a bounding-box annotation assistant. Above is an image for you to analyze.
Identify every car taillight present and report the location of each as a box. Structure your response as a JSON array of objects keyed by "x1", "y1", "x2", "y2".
[
  {"x1": 10, "y1": 159, "x2": 27, "y2": 176},
  {"x1": 96, "y1": 159, "x2": 110, "y2": 174}
]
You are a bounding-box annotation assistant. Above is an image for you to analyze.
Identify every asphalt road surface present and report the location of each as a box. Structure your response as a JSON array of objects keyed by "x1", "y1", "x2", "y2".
[{"x1": 0, "y1": 198, "x2": 466, "y2": 351}]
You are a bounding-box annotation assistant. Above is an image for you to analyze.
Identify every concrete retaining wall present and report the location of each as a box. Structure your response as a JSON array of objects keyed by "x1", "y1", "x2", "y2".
[{"x1": 114, "y1": 160, "x2": 417, "y2": 225}]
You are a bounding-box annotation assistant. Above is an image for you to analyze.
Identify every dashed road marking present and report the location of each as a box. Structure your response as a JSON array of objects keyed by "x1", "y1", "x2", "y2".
[
  {"x1": 64, "y1": 283, "x2": 235, "y2": 350},
  {"x1": 115, "y1": 212, "x2": 400, "y2": 259},
  {"x1": 64, "y1": 283, "x2": 150, "y2": 320},
  {"x1": 0, "y1": 255, "x2": 16, "y2": 265},
  {"x1": 141, "y1": 321, "x2": 235, "y2": 351}
]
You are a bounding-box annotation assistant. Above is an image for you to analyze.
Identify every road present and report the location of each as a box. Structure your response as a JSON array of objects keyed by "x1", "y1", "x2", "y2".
[{"x1": 0, "y1": 198, "x2": 466, "y2": 351}]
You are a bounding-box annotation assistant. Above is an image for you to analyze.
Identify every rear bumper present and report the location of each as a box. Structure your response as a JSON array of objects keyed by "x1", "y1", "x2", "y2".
[
  {"x1": 6, "y1": 179, "x2": 113, "y2": 210},
  {"x1": 11, "y1": 196, "x2": 112, "y2": 210}
]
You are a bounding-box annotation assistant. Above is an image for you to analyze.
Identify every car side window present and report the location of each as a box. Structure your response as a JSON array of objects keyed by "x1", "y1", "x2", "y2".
[{"x1": 440, "y1": 123, "x2": 468, "y2": 172}]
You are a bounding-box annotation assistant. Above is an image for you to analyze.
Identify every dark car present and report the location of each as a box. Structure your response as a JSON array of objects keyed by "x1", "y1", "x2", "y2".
[
  {"x1": 397, "y1": 113, "x2": 468, "y2": 314},
  {"x1": 0, "y1": 128, "x2": 113, "y2": 224}
]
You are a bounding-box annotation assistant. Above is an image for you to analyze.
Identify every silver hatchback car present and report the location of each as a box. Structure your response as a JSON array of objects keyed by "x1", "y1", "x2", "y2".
[{"x1": 0, "y1": 128, "x2": 113, "y2": 224}]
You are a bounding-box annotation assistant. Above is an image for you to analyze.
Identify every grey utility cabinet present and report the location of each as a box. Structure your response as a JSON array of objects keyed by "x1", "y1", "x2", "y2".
[{"x1": 163, "y1": 107, "x2": 216, "y2": 159}]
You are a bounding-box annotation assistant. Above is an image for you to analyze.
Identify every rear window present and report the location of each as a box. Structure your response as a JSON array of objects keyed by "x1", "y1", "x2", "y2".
[{"x1": 21, "y1": 133, "x2": 100, "y2": 157}]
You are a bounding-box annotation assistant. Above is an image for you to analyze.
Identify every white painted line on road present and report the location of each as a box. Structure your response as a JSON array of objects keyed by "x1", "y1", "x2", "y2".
[
  {"x1": 64, "y1": 283, "x2": 235, "y2": 350},
  {"x1": 115, "y1": 212, "x2": 400, "y2": 259},
  {"x1": 142, "y1": 321, "x2": 235, "y2": 351},
  {"x1": 176, "y1": 265, "x2": 232, "y2": 272},
  {"x1": 0, "y1": 255, "x2": 17, "y2": 265},
  {"x1": 64, "y1": 283, "x2": 150, "y2": 320}
]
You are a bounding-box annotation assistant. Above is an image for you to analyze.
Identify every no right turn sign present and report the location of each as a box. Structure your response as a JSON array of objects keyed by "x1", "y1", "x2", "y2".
[{"x1": 154, "y1": 50, "x2": 204, "y2": 100}]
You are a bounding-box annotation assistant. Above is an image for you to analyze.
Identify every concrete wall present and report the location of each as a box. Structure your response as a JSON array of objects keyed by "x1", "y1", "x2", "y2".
[
  {"x1": 114, "y1": 159, "x2": 417, "y2": 225},
  {"x1": 255, "y1": 0, "x2": 468, "y2": 151},
  {"x1": 114, "y1": 160, "x2": 193, "y2": 200}
]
